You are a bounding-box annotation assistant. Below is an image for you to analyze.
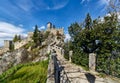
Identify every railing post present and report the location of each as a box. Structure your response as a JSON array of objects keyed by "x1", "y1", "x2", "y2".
[
  {"x1": 62, "y1": 49, "x2": 64, "y2": 56},
  {"x1": 69, "y1": 51, "x2": 73, "y2": 62},
  {"x1": 89, "y1": 53, "x2": 96, "y2": 71}
]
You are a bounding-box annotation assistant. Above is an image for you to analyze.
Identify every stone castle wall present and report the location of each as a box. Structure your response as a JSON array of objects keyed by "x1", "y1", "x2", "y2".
[
  {"x1": 47, "y1": 28, "x2": 64, "y2": 35},
  {"x1": 46, "y1": 22, "x2": 64, "y2": 35},
  {"x1": 0, "y1": 35, "x2": 31, "y2": 54},
  {"x1": 14, "y1": 38, "x2": 29, "y2": 50},
  {"x1": 0, "y1": 40, "x2": 12, "y2": 55},
  {"x1": 14, "y1": 32, "x2": 33, "y2": 50},
  {"x1": 0, "y1": 48, "x2": 9, "y2": 55},
  {"x1": 27, "y1": 32, "x2": 33, "y2": 41},
  {"x1": 13, "y1": 23, "x2": 64, "y2": 51},
  {"x1": 0, "y1": 22, "x2": 64, "y2": 54}
]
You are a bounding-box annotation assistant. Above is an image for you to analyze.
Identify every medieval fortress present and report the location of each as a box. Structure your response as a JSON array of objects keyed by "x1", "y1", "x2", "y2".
[{"x1": 0, "y1": 22, "x2": 64, "y2": 55}]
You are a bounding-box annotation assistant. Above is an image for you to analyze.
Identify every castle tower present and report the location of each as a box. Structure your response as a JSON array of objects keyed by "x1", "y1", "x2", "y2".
[
  {"x1": 4, "y1": 40, "x2": 13, "y2": 50},
  {"x1": 47, "y1": 22, "x2": 52, "y2": 30},
  {"x1": 27, "y1": 32, "x2": 33, "y2": 41}
]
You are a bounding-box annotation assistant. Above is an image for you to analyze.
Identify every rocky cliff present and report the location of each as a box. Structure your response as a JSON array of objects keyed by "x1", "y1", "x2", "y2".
[
  {"x1": 0, "y1": 47, "x2": 48, "y2": 74},
  {"x1": 0, "y1": 48, "x2": 30, "y2": 74},
  {"x1": 0, "y1": 28, "x2": 64, "y2": 75}
]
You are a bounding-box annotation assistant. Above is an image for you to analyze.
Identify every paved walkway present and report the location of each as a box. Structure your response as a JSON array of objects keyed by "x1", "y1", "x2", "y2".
[{"x1": 54, "y1": 49, "x2": 120, "y2": 83}]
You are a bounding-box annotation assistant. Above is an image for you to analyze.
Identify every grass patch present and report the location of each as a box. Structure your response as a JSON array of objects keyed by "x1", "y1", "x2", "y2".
[
  {"x1": 97, "y1": 73, "x2": 106, "y2": 78},
  {"x1": 0, "y1": 60, "x2": 48, "y2": 83},
  {"x1": 24, "y1": 41, "x2": 35, "y2": 49},
  {"x1": 81, "y1": 66, "x2": 89, "y2": 71}
]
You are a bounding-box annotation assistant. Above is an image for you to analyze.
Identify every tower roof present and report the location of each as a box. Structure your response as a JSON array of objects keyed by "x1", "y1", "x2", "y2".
[{"x1": 47, "y1": 22, "x2": 52, "y2": 24}]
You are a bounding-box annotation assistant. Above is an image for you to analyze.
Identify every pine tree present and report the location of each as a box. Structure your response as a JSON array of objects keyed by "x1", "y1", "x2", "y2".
[
  {"x1": 33, "y1": 25, "x2": 39, "y2": 45},
  {"x1": 13, "y1": 34, "x2": 18, "y2": 42},
  {"x1": 39, "y1": 31, "x2": 43, "y2": 45},
  {"x1": 32, "y1": 25, "x2": 43, "y2": 46},
  {"x1": 18, "y1": 35, "x2": 21, "y2": 41},
  {"x1": 13, "y1": 35, "x2": 22, "y2": 42},
  {"x1": 9, "y1": 42, "x2": 14, "y2": 51},
  {"x1": 79, "y1": 13, "x2": 99, "y2": 53},
  {"x1": 95, "y1": 14, "x2": 119, "y2": 75},
  {"x1": 68, "y1": 13, "x2": 120, "y2": 76},
  {"x1": 68, "y1": 22, "x2": 89, "y2": 67},
  {"x1": 85, "y1": 13, "x2": 92, "y2": 30}
]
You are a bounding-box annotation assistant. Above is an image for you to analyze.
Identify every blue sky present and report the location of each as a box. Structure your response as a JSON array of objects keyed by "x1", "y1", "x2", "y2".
[{"x1": 0, "y1": 0, "x2": 110, "y2": 46}]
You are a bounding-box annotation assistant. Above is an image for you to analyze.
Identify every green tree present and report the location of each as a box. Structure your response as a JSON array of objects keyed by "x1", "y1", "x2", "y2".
[
  {"x1": 78, "y1": 13, "x2": 100, "y2": 53},
  {"x1": 68, "y1": 22, "x2": 89, "y2": 68},
  {"x1": 95, "y1": 14, "x2": 119, "y2": 75},
  {"x1": 33, "y1": 25, "x2": 39, "y2": 45},
  {"x1": 39, "y1": 31, "x2": 43, "y2": 45},
  {"x1": 18, "y1": 35, "x2": 21, "y2": 41},
  {"x1": 32, "y1": 25, "x2": 43, "y2": 46},
  {"x1": 13, "y1": 34, "x2": 18, "y2": 42},
  {"x1": 9, "y1": 43, "x2": 14, "y2": 51},
  {"x1": 85, "y1": 13, "x2": 92, "y2": 30},
  {"x1": 68, "y1": 22, "x2": 82, "y2": 40},
  {"x1": 67, "y1": 13, "x2": 120, "y2": 76},
  {"x1": 13, "y1": 35, "x2": 21, "y2": 42},
  {"x1": 63, "y1": 40, "x2": 73, "y2": 60}
]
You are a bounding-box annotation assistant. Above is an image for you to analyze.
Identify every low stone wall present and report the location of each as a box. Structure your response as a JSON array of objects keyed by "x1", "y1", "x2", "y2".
[
  {"x1": 46, "y1": 50, "x2": 63, "y2": 83},
  {"x1": 52, "y1": 45, "x2": 64, "y2": 56},
  {"x1": 46, "y1": 53, "x2": 56, "y2": 83},
  {"x1": 46, "y1": 46, "x2": 66, "y2": 83}
]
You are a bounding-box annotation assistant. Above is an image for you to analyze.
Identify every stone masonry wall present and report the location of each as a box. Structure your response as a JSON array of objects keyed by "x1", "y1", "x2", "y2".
[
  {"x1": 14, "y1": 38, "x2": 29, "y2": 50},
  {"x1": 47, "y1": 28, "x2": 64, "y2": 35},
  {"x1": 0, "y1": 48, "x2": 9, "y2": 55}
]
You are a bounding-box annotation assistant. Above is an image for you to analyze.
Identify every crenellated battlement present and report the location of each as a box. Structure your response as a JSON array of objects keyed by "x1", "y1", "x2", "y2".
[{"x1": 46, "y1": 22, "x2": 64, "y2": 35}]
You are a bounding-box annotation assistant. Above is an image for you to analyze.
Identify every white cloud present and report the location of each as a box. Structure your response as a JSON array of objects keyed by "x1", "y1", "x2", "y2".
[
  {"x1": 65, "y1": 33, "x2": 71, "y2": 42},
  {"x1": 51, "y1": 0, "x2": 69, "y2": 10},
  {"x1": 118, "y1": 12, "x2": 120, "y2": 19},
  {"x1": 18, "y1": 24, "x2": 23, "y2": 27},
  {"x1": 45, "y1": 0, "x2": 69, "y2": 10},
  {"x1": 32, "y1": 25, "x2": 46, "y2": 30},
  {"x1": 98, "y1": 12, "x2": 120, "y2": 23},
  {"x1": 14, "y1": 0, "x2": 35, "y2": 12},
  {"x1": 81, "y1": 0, "x2": 85, "y2": 3},
  {"x1": 0, "y1": 21, "x2": 26, "y2": 46},
  {"x1": 118, "y1": 15, "x2": 120, "y2": 19},
  {"x1": 97, "y1": 0, "x2": 110, "y2": 13},
  {"x1": 32, "y1": 26, "x2": 35, "y2": 30},
  {"x1": 0, "y1": 22, "x2": 25, "y2": 34},
  {"x1": 39, "y1": 26, "x2": 46, "y2": 30},
  {"x1": 81, "y1": 0, "x2": 90, "y2": 4},
  {"x1": 99, "y1": 0, "x2": 110, "y2": 6},
  {"x1": 12, "y1": 0, "x2": 69, "y2": 11}
]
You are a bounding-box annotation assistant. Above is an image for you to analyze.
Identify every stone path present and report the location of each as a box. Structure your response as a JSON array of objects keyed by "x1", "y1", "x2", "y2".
[{"x1": 54, "y1": 49, "x2": 120, "y2": 83}]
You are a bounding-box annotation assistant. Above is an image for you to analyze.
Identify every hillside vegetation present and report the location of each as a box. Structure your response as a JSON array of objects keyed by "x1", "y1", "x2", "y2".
[
  {"x1": 64, "y1": 13, "x2": 120, "y2": 77},
  {"x1": 0, "y1": 60, "x2": 48, "y2": 83}
]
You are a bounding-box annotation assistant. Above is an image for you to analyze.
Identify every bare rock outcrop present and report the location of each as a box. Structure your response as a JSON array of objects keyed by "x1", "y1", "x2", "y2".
[{"x1": 0, "y1": 48, "x2": 31, "y2": 74}]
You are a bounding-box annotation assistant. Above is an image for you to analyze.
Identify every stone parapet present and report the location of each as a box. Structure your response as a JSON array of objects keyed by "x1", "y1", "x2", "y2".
[{"x1": 46, "y1": 53, "x2": 56, "y2": 83}]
